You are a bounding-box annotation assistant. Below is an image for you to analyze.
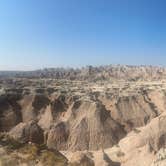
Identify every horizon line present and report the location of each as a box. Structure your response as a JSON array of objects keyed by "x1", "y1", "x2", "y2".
[{"x1": 0, "y1": 64, "x2": 166, "y2": 72}]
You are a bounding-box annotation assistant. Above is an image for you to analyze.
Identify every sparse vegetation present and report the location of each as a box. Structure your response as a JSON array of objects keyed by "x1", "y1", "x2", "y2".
[
  {"x1": 0, "y1": 133, "x2": 23, "y2": 150},
  {"x1": 116, "y1": 151, "x2": 125, "y2": 157},
  {"x1": 40, "y1": 150, "x2": 67, "y2": 166},
  {"x1": 133, "y1": 128, "x2": 141, "y2": 134},
  {"x1": 0, "y1": 133, "x2": 68, "y2": 166},
  {"x1": 19, "y1": 144, "x2": 39, "y2": 160}
]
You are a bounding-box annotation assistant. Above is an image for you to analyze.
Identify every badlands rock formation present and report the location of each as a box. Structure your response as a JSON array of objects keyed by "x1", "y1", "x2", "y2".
[
  {"x1": 1, "y1": 65, "x2": 166, "y2": 81},
  {"x1": 0, "y1": 65, "x2": 166, "y2": 165}
]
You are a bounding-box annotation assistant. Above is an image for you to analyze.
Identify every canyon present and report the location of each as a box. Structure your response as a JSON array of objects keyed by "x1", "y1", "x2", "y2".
[{"x1": 0, "y1": 65, "x2": 166, "y2": 166}]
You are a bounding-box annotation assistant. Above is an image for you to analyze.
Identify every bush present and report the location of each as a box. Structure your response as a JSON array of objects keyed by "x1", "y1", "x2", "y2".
[{"x1": 40, "y1": 150, "x2": 68, "y2": 166}]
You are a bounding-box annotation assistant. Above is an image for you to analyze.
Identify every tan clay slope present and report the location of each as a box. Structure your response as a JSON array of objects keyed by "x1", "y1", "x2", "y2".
[
  {"x1": 113, "y1": 111, "x2": 166, "y2": 166},
  {"x1": 47, "y1": 100, "x2": 126, "y2": 151},
  {"x1": 99, "y1": 89, "x2": 166, "y2": 132},
  {"x1": 65, "y1": 111, "x2": 166, "y2": 166},
  {"x1": 1, "y1": 87, "x2": 166, "y2": 152}
]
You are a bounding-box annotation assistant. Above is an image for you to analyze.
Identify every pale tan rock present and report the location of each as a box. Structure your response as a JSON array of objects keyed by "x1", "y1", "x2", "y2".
[{"x1": 68, "y1": 151, "x2": 95, "y2": 166}]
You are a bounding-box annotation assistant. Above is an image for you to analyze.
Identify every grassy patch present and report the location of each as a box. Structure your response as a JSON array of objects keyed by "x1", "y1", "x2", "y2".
[
  {"x1": 0, "y1": 133, "x2": 68, "y2": 166},
  {"x1": 19, "y1": 144, "x2": 39, "y2": 160}
]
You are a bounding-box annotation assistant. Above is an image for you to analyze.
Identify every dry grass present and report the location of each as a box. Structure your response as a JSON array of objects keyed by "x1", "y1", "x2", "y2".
[
  {"x1": 0, "y1": 133, "x2": 23, "y2": 150},
  {"x1": 40, "y1": 150, "x2": 67, "y2": 166},
  {"x1": 0, "y1": 133, "x2": 68, "y2": 166}
]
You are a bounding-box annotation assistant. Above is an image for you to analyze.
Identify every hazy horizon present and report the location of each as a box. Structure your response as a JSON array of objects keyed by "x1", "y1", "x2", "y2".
[{"x1": 0, "y1": 0, "x2": 166, "y2": 70}]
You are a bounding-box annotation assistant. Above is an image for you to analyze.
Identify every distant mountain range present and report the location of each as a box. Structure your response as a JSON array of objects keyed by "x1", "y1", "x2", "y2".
[{"x1": 1, "y1": 65, "x2": 166, "y2": 81}]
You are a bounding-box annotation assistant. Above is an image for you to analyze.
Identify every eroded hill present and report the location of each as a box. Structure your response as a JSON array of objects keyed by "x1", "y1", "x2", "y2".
[{"x1": 1, "y1": 67, "x2": 166, "y2": 165}]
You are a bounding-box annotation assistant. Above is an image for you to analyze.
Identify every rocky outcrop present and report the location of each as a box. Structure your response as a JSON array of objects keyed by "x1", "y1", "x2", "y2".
[
  {"x1": 118, "y1": 112, "x2": 166, "y2": 154},
  {"x1": 151, "y1": 148, "x2": 166, "y2": 166},
  {"x1": 1, "y1": 83, "x2": 166, "y2": 151},
  {"x1": 65, "y1": 100, "x2": 125, "y2": 151},
  {"x1": 9, "y1": 121, "x2": 44, "y2": 144},
  {"x1": 68, "y1": 152, "x2": 95, "y2": 166},
  {"x1": 19, "y1": 94, "x2": 50, "y2": 122},
  {"x1": 100, "y1": 93, "x2": 159, "y2": 132},
  {"x1": 64, "y1": 112, "x2": 166, "y2": 166},
  {"x1": 47, "y1": 122, "x2": 69, "y2": 150}
]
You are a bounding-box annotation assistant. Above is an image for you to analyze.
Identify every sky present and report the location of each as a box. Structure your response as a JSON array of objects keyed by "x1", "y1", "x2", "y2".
[{"x1": 0, "y1": 0, "x2": 166, "y2": 70}]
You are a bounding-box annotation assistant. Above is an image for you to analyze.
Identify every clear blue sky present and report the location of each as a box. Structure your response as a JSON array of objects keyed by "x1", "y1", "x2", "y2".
[{"x1": 0, "y1": 0, "x2": 166, "y2": 70}]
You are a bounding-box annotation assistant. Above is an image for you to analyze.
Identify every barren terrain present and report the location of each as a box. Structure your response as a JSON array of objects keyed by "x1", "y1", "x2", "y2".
[{"x1": 0, "y1": 65, "x2": 166, "y2": 166}]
